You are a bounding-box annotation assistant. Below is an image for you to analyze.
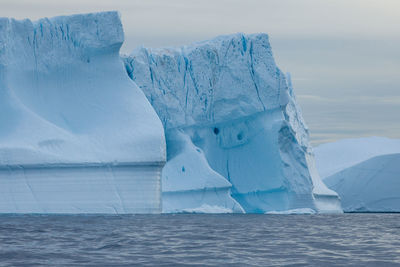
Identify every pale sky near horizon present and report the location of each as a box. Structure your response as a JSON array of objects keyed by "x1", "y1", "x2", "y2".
[{"x1": 1, "y1": 0, "x2": 399, "y2": 145}]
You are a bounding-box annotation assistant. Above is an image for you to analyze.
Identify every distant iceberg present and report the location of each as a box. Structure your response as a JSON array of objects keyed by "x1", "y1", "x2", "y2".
[
  {"x1": 0, "y1": 12, "x2": 166, "y2": 213},
  {"x1": 315, "y1": 136, "x2": 400, "y2": 178},
  {"x1": 124, "y1": 33, "x2": 342, "y2": 213},
  {"x1": 325, "y1": 153, "x2": 400, "y2": 212},
  {"x1": 315, "y1": 137, "x2": 400, "y2": 212}
]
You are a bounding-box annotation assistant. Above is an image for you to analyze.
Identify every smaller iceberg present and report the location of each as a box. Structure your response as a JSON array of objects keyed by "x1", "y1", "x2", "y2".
[
  {"x1": 316, "y1": 137, "x2": 400, "y2": 212},
  {"x1": 315, "y1": 137, "x2": 400, "y2": 179},
  {"x1": 325, "y1": 153, "x2": 400, "y2": 212}
]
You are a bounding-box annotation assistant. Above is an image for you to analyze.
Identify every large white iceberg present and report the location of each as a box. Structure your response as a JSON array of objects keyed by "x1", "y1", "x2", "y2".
[
  {"x1": 124, "y1": 33, "x2": 342, "y2": 213},
  {"x1": 324, "y1": 153, "x2": 400, "y2": 212},
  {"x1": 0, "y1": 12, "x2": 166, "y2": 213}
]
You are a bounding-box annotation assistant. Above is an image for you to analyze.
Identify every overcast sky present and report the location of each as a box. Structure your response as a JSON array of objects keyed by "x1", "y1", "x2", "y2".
[{"x1": 2, "y1": 0, "x2": 399, "y2": 145}]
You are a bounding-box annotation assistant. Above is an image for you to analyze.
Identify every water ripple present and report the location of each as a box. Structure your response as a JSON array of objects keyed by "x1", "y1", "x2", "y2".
[{"x1": 0, "y1": 214, "x2": 399, "y2": 266}]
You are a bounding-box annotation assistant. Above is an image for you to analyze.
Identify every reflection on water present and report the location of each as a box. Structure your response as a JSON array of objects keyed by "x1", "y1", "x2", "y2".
[{"x1": 0, "y1": 214, "x2": 399, "y2": 266}]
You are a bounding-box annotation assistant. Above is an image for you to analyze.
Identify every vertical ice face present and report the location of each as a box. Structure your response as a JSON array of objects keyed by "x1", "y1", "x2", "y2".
[
  {"x1": 0, "y1": 12, "x2": 165, "y2": 213},
  {"x1": 124, "y1": 33, "x2": 342, "y2": 213}
]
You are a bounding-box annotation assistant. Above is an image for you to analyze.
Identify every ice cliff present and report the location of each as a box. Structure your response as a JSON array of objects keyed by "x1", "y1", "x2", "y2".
[
  {"x1": 0, "y1": 12, "x2": 166, "y2": 213},
  {"x1": 124, "y1": 33, "x2": 342, "y2": 213}
]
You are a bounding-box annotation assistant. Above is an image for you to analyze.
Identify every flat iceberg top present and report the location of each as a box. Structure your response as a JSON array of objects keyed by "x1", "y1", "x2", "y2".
[
  {"x1": 124, "y1": 33, "x2": 289, "y2": 129},
  {"x1": 0, "y1": 12, "x2": 166, "y2": 165}
]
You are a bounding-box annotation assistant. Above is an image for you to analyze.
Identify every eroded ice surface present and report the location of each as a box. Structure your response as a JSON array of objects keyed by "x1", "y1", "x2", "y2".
[
  {"x1": 124, "y1": 33, "x2": 342, "y2": 213},
  {"x1": 0, "y1": 12, "x2": 166, "y2": 213},
  {"x1": 325, "y1": 153, "x2": 400, "y2": 212}
]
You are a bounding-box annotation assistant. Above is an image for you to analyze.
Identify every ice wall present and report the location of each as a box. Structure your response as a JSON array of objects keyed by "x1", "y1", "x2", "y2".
[
  {"x1": 0, "y1": 12, "x2": 166, "y2": 213},
  {"x1": 124, "y1": 33, "x2": 342, "y2": 213}
]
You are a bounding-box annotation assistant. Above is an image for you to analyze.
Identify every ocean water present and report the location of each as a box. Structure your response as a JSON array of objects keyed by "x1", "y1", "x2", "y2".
[{"x1": 0, "y1": 214, "x2": 399, "y2": 266}]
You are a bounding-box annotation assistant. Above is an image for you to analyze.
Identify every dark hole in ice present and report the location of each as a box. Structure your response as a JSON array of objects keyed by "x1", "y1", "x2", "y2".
[
  {"x1": 182, "y1": 166, "x2": 185, "y2": 172},
  {"x1": 213, "y1": 127, "x2": 219, "y2": 135},
  {"x1": 237, "y1": 133, "x2": 243, "y2": 140}
]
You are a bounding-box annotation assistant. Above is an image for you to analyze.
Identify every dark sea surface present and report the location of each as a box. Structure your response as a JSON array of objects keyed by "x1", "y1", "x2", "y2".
[{"x1": 0, "y1": 214, "x2": 399, "y2": 266}]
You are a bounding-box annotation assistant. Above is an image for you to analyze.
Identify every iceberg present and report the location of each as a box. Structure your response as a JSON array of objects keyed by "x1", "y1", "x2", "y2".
[
  {"x1": 315, "y1": 137, "x2": 400, "y2": 212},
  {"x1": 0, "y1": 12, "x2": 166, "y2": 213},
  {"x1": 315, "y1": 137, "x2": 400, "y2": 179},
  {"x1": 124, "y1": 33, "x2": 342, "y2": 213},
  {"x1": 324, "y1": 153, "x2": 400, "y2": 212}
]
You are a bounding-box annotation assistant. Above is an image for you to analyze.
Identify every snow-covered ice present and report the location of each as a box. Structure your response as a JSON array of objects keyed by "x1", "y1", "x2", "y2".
[
  {"x1": 0, "y1": 12, "x2": 166, "y2": 213},
  {"x1": 324, "y1": 153, "x2": 400, "y2": 212},
  {"x1": 124, "y1": 33, "x2": 342, "y2": 213}
]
